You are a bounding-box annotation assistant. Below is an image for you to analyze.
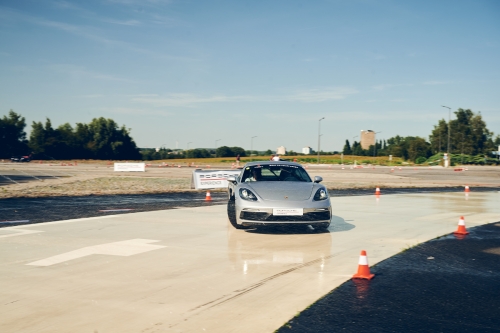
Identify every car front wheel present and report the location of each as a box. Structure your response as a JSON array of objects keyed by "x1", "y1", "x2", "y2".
[{"x1": 227, "y1": 199, "x2": 247, "y2": 229}]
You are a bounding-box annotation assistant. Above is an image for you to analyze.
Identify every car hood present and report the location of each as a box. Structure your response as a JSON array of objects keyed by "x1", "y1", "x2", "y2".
[{"x1": 246, "y1": 182, "x2": 314, "y2": 201}]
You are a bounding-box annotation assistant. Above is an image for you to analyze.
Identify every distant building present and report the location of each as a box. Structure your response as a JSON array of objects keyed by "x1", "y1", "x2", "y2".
[
  {"x1": 277, "y1": 146, "x2": 286, "y2": 155},
  {"x1": 302, "y1": 146, "x2": 312, "y2": 155},
  {"x1": 360, "y1": 130, "x2": 376, "y2": 150}
]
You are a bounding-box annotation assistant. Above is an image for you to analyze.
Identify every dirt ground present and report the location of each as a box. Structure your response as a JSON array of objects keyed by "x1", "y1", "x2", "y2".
[{"x1": 1, "y1": 161, "x2": 499, "y2": 198}]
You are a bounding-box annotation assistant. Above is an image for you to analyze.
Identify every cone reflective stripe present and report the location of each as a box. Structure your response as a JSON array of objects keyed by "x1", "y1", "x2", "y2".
[
  {"x1": 454, "y1": 216, "x2": 469, "y2": 235},
  {"x1": 375, "y1": 187, "x2": 381, "y2": 195},
  {"x1": 465, "y1": 185, "x2": 470, "y2": 193},
  {"x1": 205, "y1": 191, "x2": 212, "y2": 201},
  {"x1": 352, "y1": 250, "x2": 375, "y2": 280}
]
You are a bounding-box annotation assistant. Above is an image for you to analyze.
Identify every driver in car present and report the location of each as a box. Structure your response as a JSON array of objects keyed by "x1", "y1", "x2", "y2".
[{"x1": 245, "y1": 168, "x2": 261, "y2": 182}]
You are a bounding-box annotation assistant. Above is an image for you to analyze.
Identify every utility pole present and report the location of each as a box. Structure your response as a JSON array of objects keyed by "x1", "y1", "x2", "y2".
[
  {"x1": 251, "y1": 136, "x2": 257, "y2": 156},
  {"x1": 317, "y1": 117, "x2": 325, "y2": 164},
  {"x1": 441, "y1": 105, "x2": 451, "y2": 154}
]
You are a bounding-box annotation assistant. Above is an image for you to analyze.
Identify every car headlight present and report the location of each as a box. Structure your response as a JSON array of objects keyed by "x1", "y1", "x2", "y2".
[
  {"x1": 314, "y1": 188, "x2": 328, "y2": 201},
  {"x1": 239, "y1": 188, "x2": 258, "y2": 201}
]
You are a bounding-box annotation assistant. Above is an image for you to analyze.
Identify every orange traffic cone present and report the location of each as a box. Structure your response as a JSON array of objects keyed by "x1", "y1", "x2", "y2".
[
  {"x1": 352, "y1": 250, "x2": 375, "y2": 280},
  {"x1": 375, "y1": 187, "x2": 381, "y2": 195},
  {"x1": 454, "y1": 216, "x2": 469, "y2": 235},
  {"x1": 205, "y1": 191, "x2": 212, "y2": 201},
  {"x1": 465, "y1": 185, "x2": 470, "y2": 193}
]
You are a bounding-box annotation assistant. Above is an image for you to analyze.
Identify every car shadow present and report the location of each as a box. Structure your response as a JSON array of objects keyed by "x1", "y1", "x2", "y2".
[
  {"x1": 329, "y1": 215, "x2": 356, "y2": 232},
  {"x1": 245, "y1": 224, "x2": 326, "y2": 235}
]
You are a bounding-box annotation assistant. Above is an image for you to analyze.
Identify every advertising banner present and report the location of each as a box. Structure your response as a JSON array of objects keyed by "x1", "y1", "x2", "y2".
[
  {"x1": 192, "y1": 169, "x2": 241, "y2": 190},
  {"x1": 114, "y1": 163, "x2": 146, "y2": 172}
]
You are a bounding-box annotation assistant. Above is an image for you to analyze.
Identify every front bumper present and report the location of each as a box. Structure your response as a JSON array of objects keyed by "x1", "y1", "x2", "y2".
[{"x1": 238, "y1": 206, "x2": 332, "y2": 226}]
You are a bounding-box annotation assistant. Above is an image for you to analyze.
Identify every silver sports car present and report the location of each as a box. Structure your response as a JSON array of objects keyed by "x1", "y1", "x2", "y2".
[{"x1": 226, "y1": 161, "x2": 332, "y2": 230}]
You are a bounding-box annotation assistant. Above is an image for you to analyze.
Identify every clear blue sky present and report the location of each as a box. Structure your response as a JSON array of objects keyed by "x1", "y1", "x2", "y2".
[{"x1": 1, "y1": 0, "x2": 499, "y2": 151}]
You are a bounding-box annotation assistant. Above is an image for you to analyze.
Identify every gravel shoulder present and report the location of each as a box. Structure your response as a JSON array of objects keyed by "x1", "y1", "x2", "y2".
[{"x1": 1, "y1": 162, "x2": 499, "y2": 199}]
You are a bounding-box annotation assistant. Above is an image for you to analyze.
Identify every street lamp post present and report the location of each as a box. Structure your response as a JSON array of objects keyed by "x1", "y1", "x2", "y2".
[
  {"x1": 317, "y1": 117, "x2": 325, "y2": 164},
  {"x1": 214, "y1": 139, "x2": 221, "y2": 157},
  {"x1": 373, "y1": 131, "x2": 382, "y2": 158},
  {"x1": 441, "y1": 105, "x2": 451, "y2": 154},
  {"x1": 187, "y1": 142, "x2": 192, "y2": 150},
  {"x1": 351, "y1": 135, "x2": 359, "y2": 164},
  {"x1": 251, "y1": 136, "x2": 257, "y2": 156},
  {"x1": 461, "y1": 133, "x2": 465, "y2": 165}
]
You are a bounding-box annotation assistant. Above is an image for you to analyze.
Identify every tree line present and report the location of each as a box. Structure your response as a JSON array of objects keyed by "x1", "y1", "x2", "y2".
[
  {"x1": 0, "y1": 110, "x2": 141, "y2": 160},
  {"x1": 2, "y1": 108, "x2": 499, "y2": 162},
  {"x1": 342, "y1": 109, "x2": 499, "y2": 163}
]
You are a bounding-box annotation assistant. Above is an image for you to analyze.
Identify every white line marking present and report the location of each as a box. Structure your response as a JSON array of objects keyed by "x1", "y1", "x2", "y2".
[
  {"x1": 0, "y1": 220, "x2": 30, "y2": 224},
  {"x1": 27, "y1": 239, "x2": 166, "y2": 267}
]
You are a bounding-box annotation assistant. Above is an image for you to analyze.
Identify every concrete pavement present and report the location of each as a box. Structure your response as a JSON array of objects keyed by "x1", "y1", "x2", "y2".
[{"x1": 1, "y1": 192, "x2": 499, "y2": 332}]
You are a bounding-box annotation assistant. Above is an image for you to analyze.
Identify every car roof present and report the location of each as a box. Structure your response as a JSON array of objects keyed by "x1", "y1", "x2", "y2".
[{"x1": 242, "y1": 160, "x2": 303, "y2": 167}]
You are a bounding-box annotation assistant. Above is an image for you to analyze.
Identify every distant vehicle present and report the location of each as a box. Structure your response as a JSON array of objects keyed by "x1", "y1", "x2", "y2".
[
  {"x1": 226, "y1": 161, "x2": 332, "y2": 230},
  {"x1": 11, "y1": 154, "x2": 32, "y2": 162}
]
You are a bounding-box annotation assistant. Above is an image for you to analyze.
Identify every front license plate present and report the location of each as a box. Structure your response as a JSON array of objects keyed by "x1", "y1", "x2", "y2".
[{"x1": 273, "y1": 208, "x2": 304, "y2": 216}]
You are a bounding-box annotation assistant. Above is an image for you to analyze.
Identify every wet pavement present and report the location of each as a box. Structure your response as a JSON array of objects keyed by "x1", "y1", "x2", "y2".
[
  {"x1": 0, "y1": 192, "x2": 228, "y2": 226},
  {"x1": 1, "y1": 190, "x2": 499, "y2": 332},
  {"x1": 2, "y1": 187, "x2": 498, "y2": 227},
  {"x1": 277, "y1": 222, "x2": 500, "y2": 333}
]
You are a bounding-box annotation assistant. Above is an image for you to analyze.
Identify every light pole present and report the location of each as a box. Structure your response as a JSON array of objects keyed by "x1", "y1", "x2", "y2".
[
  {"x1": 351, "y1": 135, "x2": 359, "y2": 163},
  {"x1": 317, "y1": 117, "x2": 325, "y2": 164},
  {"x1": 215, "y1": 139, "x2": 221, "y2": 149},
  {"x1": 461, "y1": 133, "x2": 465, "y2": 165},
  {"x1": 441, "y1": 105, "x2": 451, "y2": 154},
  {"x1": 251, "y1": 136, "x2": 257, "y2": 156},
  {"x1": 156, "y1": 143, "x2": 167, "y2": 152},
  {"x1": 187, "y1": 142, "x2": 192, "y2": 150},
  {"x1": 373, "y1": 132, "x2": 382, "y2": 157}
]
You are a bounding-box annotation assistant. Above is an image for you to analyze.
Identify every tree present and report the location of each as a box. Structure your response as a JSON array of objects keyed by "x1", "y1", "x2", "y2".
[
  {"x1": 0, "y1": 110, "x2": 28, "y2": 158},
  {"x1": 430, "y1": 109, "x2": 494, "y2": 155},
  {"x1": 342, "y1": 140, "x2": 352, "y2": 155},
  {"x1": 408, "y1": 137, "x2": 431, "y2": 162},
  {"x1": 429, "y1": 119, "x2": 448, "y2": 154},
  {"x1": 216, "y1": 146, "x2": 234, "y2": 157},
  {"x1": 186, "y1": 149, "x2": 210, "y2": 158},
  {"x1": 28, "y1": 117, "x2": 141, "y2": 160},
  {"x1": 384, "y1": 136, "x2": 431, "y2": 162},
  {"x1": 351, "y1": 141, "x2": 364, "y2": 156},
  {"x1": 216, "y1": 146, "x2": 246, "y2": 157}
]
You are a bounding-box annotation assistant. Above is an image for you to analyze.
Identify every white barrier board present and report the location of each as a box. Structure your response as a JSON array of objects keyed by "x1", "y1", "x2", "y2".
[
  {"x1": 114, "y1": 163, "x2": 145, "y2": 172},
  {"x1": 192, "y1": 169, "x2": 241, "y2": 189}
]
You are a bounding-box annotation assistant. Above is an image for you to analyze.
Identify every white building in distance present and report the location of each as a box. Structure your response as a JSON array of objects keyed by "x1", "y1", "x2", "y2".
[
  {"x1": 302, "y1": 146, "x2": 312, "y2": 155},
  {"x1": 277, "y1": 146, "x2": 286, "y2": 155}
]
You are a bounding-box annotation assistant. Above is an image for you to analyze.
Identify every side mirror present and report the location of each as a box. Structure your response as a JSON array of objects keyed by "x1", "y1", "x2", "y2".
[
  {"x1": 314, "y1": 176, "x2": 323, "y2": 183},
  {"x1": 227, "y1": 176, "x2": 237, "y2": 183}
]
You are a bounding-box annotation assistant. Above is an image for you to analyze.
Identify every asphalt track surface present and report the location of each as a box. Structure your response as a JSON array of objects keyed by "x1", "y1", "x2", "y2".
[
  {"x1": 2, "y1": 187, "x2": 499, "y2": 227},
  {"x1": 278, "y1": 222, "x2": 500, "y2": 333}
]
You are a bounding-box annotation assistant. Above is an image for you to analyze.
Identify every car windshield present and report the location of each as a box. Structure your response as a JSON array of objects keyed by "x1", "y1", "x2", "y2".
[{"x1": 241, "y1": 164, "x2": 311, "y2": 182}]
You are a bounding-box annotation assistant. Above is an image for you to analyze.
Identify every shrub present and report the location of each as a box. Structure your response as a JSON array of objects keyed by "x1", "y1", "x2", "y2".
[{"x1": 415, "y1": 156, "x2": 427, "y2": 164}]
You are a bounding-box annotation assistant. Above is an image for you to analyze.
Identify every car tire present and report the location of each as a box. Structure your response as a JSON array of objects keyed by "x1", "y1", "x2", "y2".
[
  {"x1": 227, "y1": 199, "x2": 247, "y2": 229},
  {"x1": 313, "y1": 222, "x2": 331, "y2": 232}
]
